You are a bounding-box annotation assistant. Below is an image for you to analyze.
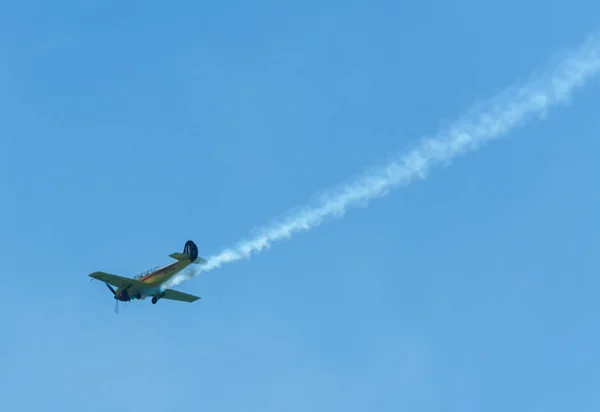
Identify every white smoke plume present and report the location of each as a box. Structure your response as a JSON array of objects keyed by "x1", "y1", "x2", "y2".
[{"x1": 163, "y1": 30, "x2": 600, "y2": 289}]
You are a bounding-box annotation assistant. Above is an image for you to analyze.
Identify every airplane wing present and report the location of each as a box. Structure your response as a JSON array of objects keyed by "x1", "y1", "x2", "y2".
[
  {"x1": 89, "y1": 271, "x2": 200, "y2": 303},
  {"x1": 88, "y1": 271, "x2": 153, "y2": 292},
  {"x1": 160, "y1": 288, "x2": 201, "y2": 303}
]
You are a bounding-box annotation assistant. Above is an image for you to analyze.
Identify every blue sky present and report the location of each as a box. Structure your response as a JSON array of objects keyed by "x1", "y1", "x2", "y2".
[{"x1": 1, "y1": 1, "x2": 600, "y2": 411}]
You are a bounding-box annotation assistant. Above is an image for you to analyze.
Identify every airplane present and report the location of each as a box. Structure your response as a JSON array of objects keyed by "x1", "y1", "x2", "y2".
[{"x1": 88, "y1": 240, "x2": 205, "y2": 312}]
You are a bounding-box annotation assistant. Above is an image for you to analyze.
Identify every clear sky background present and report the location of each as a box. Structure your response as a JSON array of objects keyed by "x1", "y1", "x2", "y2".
[{"x1": 1, "y1": 1, "x2": 600, "y2": 411}]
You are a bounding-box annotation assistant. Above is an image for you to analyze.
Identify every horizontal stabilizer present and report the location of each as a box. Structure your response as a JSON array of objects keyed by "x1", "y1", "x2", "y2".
[{"x1": 169, "y1": 252, "x2": 207, "y2": 264}]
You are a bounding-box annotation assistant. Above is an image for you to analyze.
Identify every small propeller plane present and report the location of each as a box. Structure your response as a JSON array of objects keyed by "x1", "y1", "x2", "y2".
[{"x1": 89, "y1": 240, "x2": 205, "y2": 312}]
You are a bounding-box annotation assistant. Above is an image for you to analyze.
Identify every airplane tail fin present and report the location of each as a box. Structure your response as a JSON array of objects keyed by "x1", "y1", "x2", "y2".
[{"x1": 169, "y1": 240, "x2": 207, "y2": 264}]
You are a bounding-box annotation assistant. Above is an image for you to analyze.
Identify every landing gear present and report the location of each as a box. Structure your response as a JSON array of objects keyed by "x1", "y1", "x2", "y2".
[
  {"x1": 151, "y1": 292, "x2": 165, "y2": 304},
  {"x1": 136, "y1": 293, "x2": 142, "y2": 300}
]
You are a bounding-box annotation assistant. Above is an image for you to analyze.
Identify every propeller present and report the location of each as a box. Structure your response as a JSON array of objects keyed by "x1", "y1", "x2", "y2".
[
  {"x1": 105, "y1": 283, "x2": 116, "y2": 295},
  {"x1": 105, "y1": 283, "x2": 119, "y2": 314}
]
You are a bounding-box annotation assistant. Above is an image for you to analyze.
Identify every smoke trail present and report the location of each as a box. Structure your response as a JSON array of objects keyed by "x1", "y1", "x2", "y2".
[{"x1": 164, "y1": 31, "x2": 600, "y2": 289}]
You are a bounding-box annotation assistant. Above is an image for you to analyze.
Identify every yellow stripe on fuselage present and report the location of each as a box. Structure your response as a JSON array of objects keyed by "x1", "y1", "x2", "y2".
[{"x1": 139, "y1": 260, "x2": 189, "y2": 285}]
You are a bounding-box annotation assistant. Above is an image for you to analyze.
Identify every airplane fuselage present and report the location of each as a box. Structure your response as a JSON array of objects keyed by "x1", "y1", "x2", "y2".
[{"x1": 114, "y1": 259, "x2": 191, "y2": 302}]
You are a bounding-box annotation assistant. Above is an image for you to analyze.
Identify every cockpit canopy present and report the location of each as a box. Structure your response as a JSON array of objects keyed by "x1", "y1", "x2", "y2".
[{"x1": 133, "y1": 266, "x2": 161, "y2": 279}]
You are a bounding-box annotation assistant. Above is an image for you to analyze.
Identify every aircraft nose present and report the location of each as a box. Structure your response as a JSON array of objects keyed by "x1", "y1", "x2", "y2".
[{"x1": 117, "y1": 289, "x2": 129, "y2": 302}]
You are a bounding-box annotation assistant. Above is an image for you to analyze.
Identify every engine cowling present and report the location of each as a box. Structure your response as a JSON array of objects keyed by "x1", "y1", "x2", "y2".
[{"x1": 116, "y1": 288, "x2": 130, "y2": 302}]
